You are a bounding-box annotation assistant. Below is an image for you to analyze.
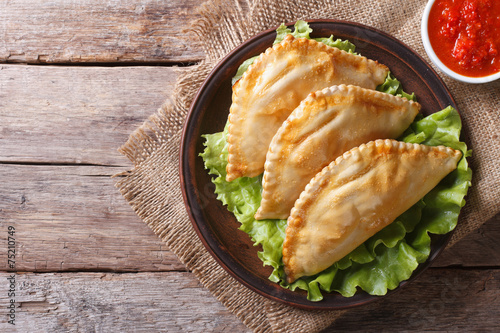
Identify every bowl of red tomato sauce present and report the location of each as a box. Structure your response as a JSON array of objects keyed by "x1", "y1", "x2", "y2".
[{"x1": 422, "y1": 0, "x2": 500, "y2": 83}]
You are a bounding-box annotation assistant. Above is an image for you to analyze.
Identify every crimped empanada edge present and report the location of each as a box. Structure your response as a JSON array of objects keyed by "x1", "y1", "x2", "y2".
[
  {"x1": 282, "y1": 139, "x2": 462, "y2": 283},
  {"x1": 257, "y1": 85, "x2": 421, "y2": 219},
  {"x1": 226, "y1": 34, "x2": 389, "y2": 182},
  {"x1": 226, "y1": 35, "x2": 303, "y2": 181}
]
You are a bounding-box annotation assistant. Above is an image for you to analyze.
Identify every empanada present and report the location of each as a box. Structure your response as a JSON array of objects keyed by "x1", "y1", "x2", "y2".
[
  {"x1": 282, "y1": 139, "x2": 462, "y2": 283},
  {"x1": 226, "y1": 35, "x2": 389, "y2": 182},
  {"x1": 255, "y1": 85, "x2": 421, "y2": 220}
]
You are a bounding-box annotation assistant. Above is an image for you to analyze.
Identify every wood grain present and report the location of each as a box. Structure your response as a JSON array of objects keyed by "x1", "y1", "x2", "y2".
[
  {"x1": 0, "y1": 269, "x2": 498, "y2": 332},
  {"x1": 0, "y1": 64, "x2": 179, "y2": 166},
  {"x1": 0, "y1": 164, "x2": 185, "y2": 272},
  {"x1": 326, "y1": 267, "x2": 500, "y2": 332},
  {"x1": 0, "y1": 272, "x2": 250, "y2": 332},
  {"x1": 0, "y1": 0, "x2": 205, "y2": 64},
  {"x1": 434, "y1": 215, "x2": 500, "y2": 268}
]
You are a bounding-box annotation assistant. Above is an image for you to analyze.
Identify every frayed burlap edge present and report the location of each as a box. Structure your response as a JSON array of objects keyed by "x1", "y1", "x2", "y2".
[{"x1": 115, "y1": 0, "x2": 499, "y2": 332}]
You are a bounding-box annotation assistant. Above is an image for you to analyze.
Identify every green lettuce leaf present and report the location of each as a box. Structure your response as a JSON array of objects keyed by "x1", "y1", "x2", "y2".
[
  {"x1": 314, "y1": 35, "x2": 356, "y2": 53},
  {"x1": 377, "y1": 72, "x2": 416, "y2": 101},
  {"x1": 200, "y1": 21, "x2": 472, "y2": 301},
  {"x1": 274, "y1": 20, "x2": 312, "y2": 44}
]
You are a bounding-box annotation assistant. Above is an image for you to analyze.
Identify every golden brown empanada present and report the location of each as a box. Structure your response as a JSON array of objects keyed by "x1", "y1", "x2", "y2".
[
  {"x1": 282, "y1": 139, "x2": 462, "y2": 283},
  {"x1": 226, "y1": 35, "x2": 389, "y2": 182},
  {"x1": 255, "y1": 85, "x2": 421, "y2": 220}
]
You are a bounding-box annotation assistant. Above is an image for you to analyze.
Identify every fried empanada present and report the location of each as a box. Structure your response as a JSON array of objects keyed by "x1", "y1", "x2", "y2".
[
  {"x1": 226, "y1": 35, "x2": 389, "y2": 182},
  {"x1": 255, "y1": 85, "x2": 420, "y2": 220},
  {"x1": 282, "y1": 139, "x2": 462, "y2": 283}
]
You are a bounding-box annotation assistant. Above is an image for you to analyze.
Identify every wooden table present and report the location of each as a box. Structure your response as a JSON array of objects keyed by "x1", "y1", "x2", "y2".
[{"x1": 1, "y1": 1, "x2": 499, "y2": 331}]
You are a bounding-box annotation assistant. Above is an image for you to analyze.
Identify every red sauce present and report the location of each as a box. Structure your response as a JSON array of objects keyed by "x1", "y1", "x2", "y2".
[{"x1": 428, "y1": 0, "x2": 500, "y2": 77}]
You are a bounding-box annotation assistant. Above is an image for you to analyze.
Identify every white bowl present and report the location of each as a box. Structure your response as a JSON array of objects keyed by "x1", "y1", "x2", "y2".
[{"x1": 421, "y1": 0, "x2": 500, "y2": 84}]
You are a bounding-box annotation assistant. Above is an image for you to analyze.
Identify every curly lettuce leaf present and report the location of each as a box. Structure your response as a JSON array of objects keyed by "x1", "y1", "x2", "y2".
[
  {"x1": 377, "y1": 72, "x2": 416, "y2": 101},
  {"x1": 314, "y1": 35, "x2": 356, "y2": 53},
  {"x1": 200, "y1": 126, "x2": 286, "y2": 272},
  {"x1": 274, "y1": 20, "x2": 312, "y2": 44}
]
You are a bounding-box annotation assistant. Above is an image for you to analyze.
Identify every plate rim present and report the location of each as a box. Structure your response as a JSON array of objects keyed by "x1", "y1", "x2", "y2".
[{"x1": 179, "y1": 19, "x2": 458, "y2": 310}]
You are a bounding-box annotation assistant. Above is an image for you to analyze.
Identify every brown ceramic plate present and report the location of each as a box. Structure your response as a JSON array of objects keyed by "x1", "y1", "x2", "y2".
[{"x1": 180, "y1": 20, "x2": 458, "y2": 310}]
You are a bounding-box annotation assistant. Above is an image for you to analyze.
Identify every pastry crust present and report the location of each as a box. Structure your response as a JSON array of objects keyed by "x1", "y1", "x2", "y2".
[
  {"x1": 255, "y1": 85, "x2": 421, "y2": 220},
  {"x1": 282, "y1": 139, "x2": 462, "y2": 283},
  {"x1": 226, "y1": 35, "x2": 389, "y2": 182}
]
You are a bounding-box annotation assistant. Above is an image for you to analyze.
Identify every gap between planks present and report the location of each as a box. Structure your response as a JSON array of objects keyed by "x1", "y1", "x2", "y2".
[
  {"x1": 0, "y1": 64, "x2": 183, "y2": 166},
  {"x1": 0, "y1": 270, "x2": 498, "y2": 332}
]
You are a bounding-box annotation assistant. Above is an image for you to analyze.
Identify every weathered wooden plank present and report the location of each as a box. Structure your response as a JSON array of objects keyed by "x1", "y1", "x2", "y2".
[
  {"x1": 0, "y1": 161, "x2": 498, "y2": 273},
  {"x1": 327, "y1": 267, "x2": 500, "y2": 332},
  {"x1": 0, "y1": 164, "x2": 186, "y2": 272},
  {"x1": 0, "y1": 272, "x2": 250, "y2": 332},
  {"x1": 0, "y1": 269, "x2": 497, "y2": 332},
  {"x1": 0, "y1": 64, "x2": 179, "y2": 166},
  {"x1": 0, "y1": 0, "x2": 205, "y2": 64},
  {"x1": 434, "y1": 213, "x2": 500, "y2": 268}
]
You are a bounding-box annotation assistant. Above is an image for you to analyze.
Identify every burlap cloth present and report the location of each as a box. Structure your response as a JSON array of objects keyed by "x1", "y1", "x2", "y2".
[{"x1": 115, "y1": 0, "x2": 500, "y2": 331}]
